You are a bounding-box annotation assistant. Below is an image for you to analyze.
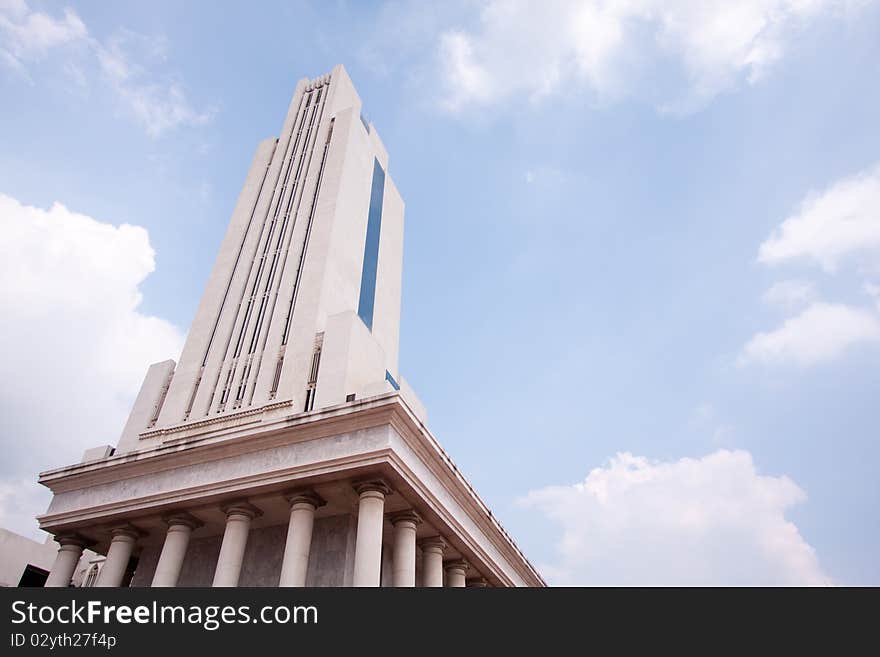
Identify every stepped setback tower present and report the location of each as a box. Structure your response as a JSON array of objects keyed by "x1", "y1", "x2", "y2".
[{"x1": 37, "y1": 65, "x2": 544, "y2": 587}]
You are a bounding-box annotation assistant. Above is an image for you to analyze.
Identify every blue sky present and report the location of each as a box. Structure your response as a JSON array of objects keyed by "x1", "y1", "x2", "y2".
[{"x1": 1, "y1": 0, "x2": 879, "y2": 585}]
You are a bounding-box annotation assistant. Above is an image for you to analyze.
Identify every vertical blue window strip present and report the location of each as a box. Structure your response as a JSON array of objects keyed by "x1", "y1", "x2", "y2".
[
  {"x1": 357, "y1": 158, "x2": 385, "y2": 331},
  {"x1": 385, "y1": 370, "x2": 400, "y2": 391}
]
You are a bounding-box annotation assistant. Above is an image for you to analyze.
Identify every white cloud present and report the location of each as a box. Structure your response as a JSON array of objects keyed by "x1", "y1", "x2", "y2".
[
  {"x1": 762, "y1": 279, "x2": 817, "y2": 310},
  {"x1": 0, "y1": 0, "x2": 86, "y2": 72},
  {"x1": 743, "y1": 163, "x2": 880, "y2": 368},
  {"x1": 520, "y1": 450, "x2": 829, "y2": 585},
  {"x1": 758, "y1": 162, "x2": 880, "y2": 271},
  {"x1": 440, "y1": 31, "x2": 495, "y2": 110},
  {"x1": 438, "y1": 0, "x2": 862, "y2": 113},
  {"x1": 740, "y1": 301, "x2": 880, "y2": 366},
  {"x1": 0, "y1": 1, "x2": 212, "y2": 135},
  {"x1": 0, "y1": 193, "x2": 184, "y2": 538}
]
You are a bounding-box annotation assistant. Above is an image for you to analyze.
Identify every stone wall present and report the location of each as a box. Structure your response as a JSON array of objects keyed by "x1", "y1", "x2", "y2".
[{"x1": 304, "y1": 514, "x2": 357, "y2": 587}]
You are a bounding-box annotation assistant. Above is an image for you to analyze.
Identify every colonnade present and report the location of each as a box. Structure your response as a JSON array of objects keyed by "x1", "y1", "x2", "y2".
[{"x1": 45, "y1": 479, "x2": 485, "y2": 588}]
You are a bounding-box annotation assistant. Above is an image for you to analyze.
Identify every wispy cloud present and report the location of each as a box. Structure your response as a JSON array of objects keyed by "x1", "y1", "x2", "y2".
[
  {"x1": 758, "y1": 162, "x2": 880, "y2": 272},
  {"x1": 689, "y1": 402, "x2": 736, "y2": 446},
  {"x1": 437, "y1": 0, "x2": 869, "y2": 114},
  {"x1": 742, "y1": 162, "x2": 880, "y2": 367},
  {"x1": 740, "y1": 301, "x2": 880, "y2": 366},
  {"x1": 762, "y1": 279, "x2": 817, "y2": 311},
  {"x1": 0, "y1": 0, "x2": 86, "y2": 74},
  {"x1": 95, "y1": 31, "x2": 215, "y2": 136},
  {"x1": 0, "y1": 1, "x2": 213, "y2": 136}
]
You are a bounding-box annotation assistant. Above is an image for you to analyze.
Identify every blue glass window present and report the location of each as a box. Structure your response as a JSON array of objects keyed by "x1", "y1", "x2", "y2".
[
  {"x1": 385, "y1": 370, "x2": 400, "y2": 391},
  {"x1": 357, "y1": 158, "x2": 385, "y2": 331}
]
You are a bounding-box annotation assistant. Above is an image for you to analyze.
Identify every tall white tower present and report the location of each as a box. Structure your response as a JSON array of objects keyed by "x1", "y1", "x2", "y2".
[
  {"x1": 37, "y1": 66, "x2": 544, "y2": 589},
  {"x1": 119, "y1": 65, "x2": 416, "y2": 454}
]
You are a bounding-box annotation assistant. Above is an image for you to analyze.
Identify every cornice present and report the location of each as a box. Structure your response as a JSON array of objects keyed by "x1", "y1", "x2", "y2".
[
  {"x1": 138, "y1": 399, "x2": 294, "y2": 440},
  {"x1": 38, "y1": 396, "x2": 399, "y2": 492},
  {"x1": 37, "y1": 391, "x2": 546, "y2": 586},
  {"x1": 385, "y1": 400, "x2": 547, "y2": 587},
  {"x1": 38, "y1": 450, "x2": 394, "y2": 530},
  {"x1": 383, "y1": 447, "x2": 542, "y2": 588}
]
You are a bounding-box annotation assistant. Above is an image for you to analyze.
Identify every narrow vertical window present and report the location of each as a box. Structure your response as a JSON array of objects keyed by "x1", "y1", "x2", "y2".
[
  {"x1": 269, "y1": 355, "x2": 284, "y2": 399},
  {"x1": 303, "y1": 333, "x2": 323, "y2": 412},
  {"x1": 183, "y1": 367, "x2": 202, "y2": 421},
  {"x1": 147, "y1": 370, "x2": 173, "y2": 429},
  {"x1": 83, "y1": 564, "x2": 99, "y2": 588},
  {"x1": 357, "y1": 158, "x2": 385, "y2": 331},
  {"x1": 385, "y1": 370, "x2": 400, "y2": 391}
]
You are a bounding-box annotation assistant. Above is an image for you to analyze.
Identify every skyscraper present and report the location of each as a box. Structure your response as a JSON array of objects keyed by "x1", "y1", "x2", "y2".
[{"x1": 37, "y1": 65, "x2": 544, "y2": 588}]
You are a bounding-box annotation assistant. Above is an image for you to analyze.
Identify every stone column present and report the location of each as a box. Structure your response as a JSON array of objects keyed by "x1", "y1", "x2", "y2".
[
  {"x1": 45, "y1": 534, "x2": 90, "y2": 588},
  {"x1": 151, "y1": 513, "x2": 202, "y2": 587},
  {"x1": 445, "y1": 560, "x2": 469, "y2": 588},
  {"x1": 389, "y1": 510, "x2": 422, "y2": 587},
  {"x1": 419, "y1": 537, "x2": 446, "y2": 587},
  {"x1": 468, "y1": 577, "x2": 490, "y2": 588},
  {"x1": 212, "y1": 501, "x2": 261, "y2": 587},
  {"x1": 278, "y1": 491, "x2": 325, "y2": 587},
  {"x1": 352, "y1": 480, "x2": 392, "y2": 587},
  {"x1": 96, "y1": 525, "x2": 142, "y2": 587}
]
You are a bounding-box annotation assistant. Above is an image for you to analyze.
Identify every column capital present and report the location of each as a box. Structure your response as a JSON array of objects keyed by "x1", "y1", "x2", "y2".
[
  {"x1": 467, "y1": 577, "x2": 490, "y2": 588},
  {"x1": 162, "y1": 512, "x2": 204, "y2": 530},
  {"x1": 108, "y1": 523, "x2": 146, "y2": 541},
  {"x1": 444, "y1": 560, "x2": 469, "y2": 574},
  {"x1": 55, "y1": 532, "x2": 92, "y2": 549},
  {"x1": 284, "y1": 489, "x2": 326, "y2": 509},
  {"x1": 221, "y1": 500, "x2": 262, "y2": 520},
  {"x1": 387, "y1": 509, "x2": 422, "y2": 527},
  {"x1": 419, "y1": 536, "x2": 447, "y2": 554},
  {"x1": 353, "y1": 479, "x2": 393, "y2": 498}
]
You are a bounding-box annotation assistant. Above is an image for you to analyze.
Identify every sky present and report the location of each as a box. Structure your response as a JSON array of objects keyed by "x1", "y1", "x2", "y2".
[{"x1": 1, "y1": 0, "x2": 878, "y2": 585}]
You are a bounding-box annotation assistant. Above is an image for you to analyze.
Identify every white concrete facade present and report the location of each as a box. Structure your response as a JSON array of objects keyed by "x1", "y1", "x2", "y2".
[
  {"x1": 35, "y1": 66, "x2": 543, "y2": 588},
  {"x1": 0, "y1": 529, "x2": 58, "y2": 587},
  {"x1": 0, "y1": 528, "x2": 101, "y2": 588},
  {"x1": 39, "y1": 395, "x2": 544, "y2": 587},
  {"x1": 124, "y1": 64, "x2": 414, "y2": 443}
]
